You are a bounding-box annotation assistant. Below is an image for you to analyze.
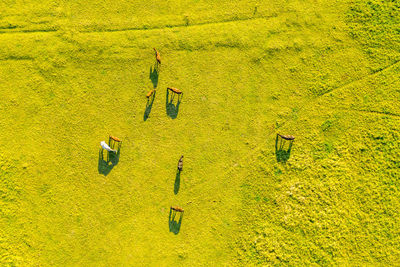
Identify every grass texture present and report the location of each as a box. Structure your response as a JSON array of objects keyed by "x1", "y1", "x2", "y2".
[{"x1": 0, "y1": 0, "x2": 399, "y2": 265}]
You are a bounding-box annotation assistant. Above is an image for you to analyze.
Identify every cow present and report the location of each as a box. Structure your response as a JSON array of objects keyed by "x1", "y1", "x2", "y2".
[
  {"x1": 108, "y1": 135, "x2": 122, "y2": 151},
  {"x1": 177, "y1": 155, "x2": 183, "y2": 171},
  {"x1": 171, "y1": 206, "x2": 184, "y2": 213},
  {"x1": 146, "y1": 89, "x2": 155, "y2": 98},
  {"x1": 277, "y1": 134, "x2": 295, "y2": 140},
  {"x1": 168, "y1": 87, "x2": 182, "y2": 94},
  {"x1": 100, "y1": 141, "x2": 117, "y2": 153},
  {"x1": 109, "y1": 135, "x2": 122, "y2": 142},
  {"x1": 153, "y1": 48, "x2": 161, "y2": 64}
]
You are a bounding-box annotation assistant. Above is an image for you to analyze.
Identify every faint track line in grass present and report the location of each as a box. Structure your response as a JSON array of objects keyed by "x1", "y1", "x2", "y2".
[
  {"x1": 0, "y1": 10, "x2": 300, "y2": 36},
  {"x1": 0, "y1": 9, "x2": 345, "y2": 37},
  {"x1": 220, "y1": 60, "x2": 400, "y2": 178},
  {"x1": 0, "y1": 15, "x2": 275, "y2": 36},
  {"x1": 78, "y1": 9, "x2": 338, "y2": 35},
  {"x1": 317, "y1": 59, "x2": 400, "y2": 97},
  {"x1": 218, "y1": 118, "x2": 285, "y2": 179},
  {"x1": 370, "y1": 59, "x2": 400, "y2": 75},
  {"x1": 0, "y1": 56, "x2": 34, "y2": 61},
  {"x1": 337, "y1": 108, "x2": 400, "y2": 119},
  {"x1": 82, "y1": 14, "x2": 279, "y2": 34},
  {"x1": 0, "y1": 28, "x2": 57, "y2": 34}
]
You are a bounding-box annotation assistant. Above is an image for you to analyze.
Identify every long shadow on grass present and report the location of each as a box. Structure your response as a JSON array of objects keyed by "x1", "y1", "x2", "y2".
[
  {"x1": 98, "y1": 148, "x2": 120, "y2": 176},
  {"x1": 169, "y1": 208, "x2": 183, "y2": 234},
  {"x1": 144, "y1": 91, "x2": 156, "y2": 121},
  {"x1": 166, "y1": 89, "x2": 181, "y2": 119},
  {"x1": 149, "y1": 64, "x2": 159, "y2": 88},
  {"x1": 275, "y1": 135, "x2": 293, "y2": 163},
  {"x1": 174, "y1": 170, "x2": 181, "y2": 194}
]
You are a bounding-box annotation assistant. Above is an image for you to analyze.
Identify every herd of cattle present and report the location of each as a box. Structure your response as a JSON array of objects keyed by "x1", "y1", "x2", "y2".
[{"x1": 98, "y1": 49, "x2": 295, "y2": 233}]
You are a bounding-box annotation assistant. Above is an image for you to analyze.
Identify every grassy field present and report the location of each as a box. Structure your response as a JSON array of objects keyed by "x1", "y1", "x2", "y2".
[{"x1": 0, "y1": 0, "x2": 399, "y2": 265}]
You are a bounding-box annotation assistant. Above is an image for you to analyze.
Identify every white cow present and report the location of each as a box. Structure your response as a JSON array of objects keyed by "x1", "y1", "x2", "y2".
[{"x1": 100, "y1": 141, "x2": 117, "y2": 153}]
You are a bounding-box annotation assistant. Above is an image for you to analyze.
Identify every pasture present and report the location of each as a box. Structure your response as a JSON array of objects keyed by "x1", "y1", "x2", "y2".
[{"x1": 0, "y1": 0, "x2": 399, "y2": 265}]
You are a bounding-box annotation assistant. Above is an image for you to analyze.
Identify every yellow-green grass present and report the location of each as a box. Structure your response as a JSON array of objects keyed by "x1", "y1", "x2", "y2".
[{"x1": 0, "y1": 0, "x2": 399, "y2": 265}]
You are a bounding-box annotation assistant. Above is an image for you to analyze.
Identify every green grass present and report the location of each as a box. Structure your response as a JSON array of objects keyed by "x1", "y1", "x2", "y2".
[{"x1": 0, "y1": 0, "x2": 399, "y2": 265}]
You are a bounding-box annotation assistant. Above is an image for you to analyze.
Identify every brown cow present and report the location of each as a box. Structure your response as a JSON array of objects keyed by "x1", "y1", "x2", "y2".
[
  {"x1": 277, "y1": 134, "x2": 295, "y2": 140},
  {"x1": 177, "y1": 155, "x2": 183, "y2": 171},
  {"x1": 108, "y1": 135, "x2": 122, "y2": 151},
  {"x1": 109, "y1": 135, "x2": 122, "y2": 142},
  {"x1": 171, "y1": 206, "x2": 184, "y2": 213},
  {"x1": 146, "y1": 89, "x2": 155, "y2": 98},
  {"x1": 153, "y1": 48, "x2": 161, "y2": 64},
  {"x1": 168, "y1": 87, "x2": 182, "y2": 94}
]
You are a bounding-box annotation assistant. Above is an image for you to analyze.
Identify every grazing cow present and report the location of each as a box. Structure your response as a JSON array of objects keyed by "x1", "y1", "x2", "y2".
[
  {"x1": 109, "y1": 135, "x2": 122, "y2": 142},
  {"x1": 277, "y1": 134, "x2": 295, "y2": 140},
  {"x1": 177, "y1": 155, "x2": 184, "y2": 171},
  {"x1": 100, "y1": 141, "x2": 117, "y2": 153},
  {"x1": 275, "y1": 133, "x2": 294, "y2": 163},
  {"x1": 168, "y1": 87, "x2": 182, "y2": 94},
  {"x1": 108, "y1": 135, "x2": 122, "y2": 151},
  {"x1": 171, "y1": 206, "x2": 184, "y2": 213},
  {"x1": 146, "y1": 89, "x2": 155, "y2": 98},
  {"x1": 153, "y1": 48, "x2": 161, "y2": 64}
]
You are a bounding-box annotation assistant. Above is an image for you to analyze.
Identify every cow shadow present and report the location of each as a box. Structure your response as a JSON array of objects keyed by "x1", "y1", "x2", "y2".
[
  {"x1": 166, "y1": 89, "x2": 182, "y2": 119},
  {"x1": 169, "y1": 208, "x2": 183, "y2": 234},
  {"x1": 149, "y1": 64, "x2": 159, "y2": 88},
  {"x1": 275, "y1": 134, "x2": 293, "y2": 163},
  {"x1": 174, "y1": 170, "x2": 181, "y2": 194},
  {"x1": 98, "y1": 147, "x2": 120, "y2": 176},
  {"x1": 144, "y1": 91, "x2": 156, "y2": 121}
]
